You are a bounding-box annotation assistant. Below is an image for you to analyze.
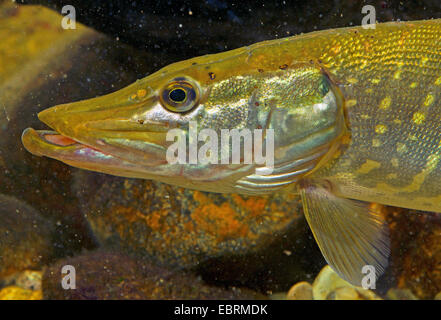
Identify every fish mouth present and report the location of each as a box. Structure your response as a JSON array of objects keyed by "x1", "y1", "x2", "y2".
[
  {"x1": 21, "y1": 89, "x2": 173, "y2": 174},
  {"x1": 21, "y1": 128, "x2": 120, "y2": 166},
  {"x1": 21, "y1": 126, "x2": 178, "y2": 181}
]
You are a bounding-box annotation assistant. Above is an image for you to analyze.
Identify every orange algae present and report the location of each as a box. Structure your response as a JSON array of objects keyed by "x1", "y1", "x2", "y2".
[
  {"x1": 190, "y1": 191, "x2": 249, "y2": 242},
  {"x1": 231, "y1": 194, "x2": 268, "y2": 218}
]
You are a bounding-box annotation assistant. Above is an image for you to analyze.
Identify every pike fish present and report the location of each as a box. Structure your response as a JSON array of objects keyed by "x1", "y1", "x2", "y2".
[{"x1": 22, "y1": 19, "x2": 441, "y2": 286}]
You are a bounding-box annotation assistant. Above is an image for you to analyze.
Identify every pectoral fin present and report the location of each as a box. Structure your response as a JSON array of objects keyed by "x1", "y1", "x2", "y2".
[{"x1": 299, "y1": 179, "x2": 390, "y2": 286}]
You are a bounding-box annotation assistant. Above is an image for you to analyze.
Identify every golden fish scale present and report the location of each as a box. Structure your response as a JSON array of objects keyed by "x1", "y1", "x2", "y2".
[{"x1": 304, "y1": 20, "x2": 441, "y2": 211}]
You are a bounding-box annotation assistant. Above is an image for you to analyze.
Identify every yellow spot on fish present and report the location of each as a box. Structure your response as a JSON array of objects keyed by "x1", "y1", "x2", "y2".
[
  {"x1": 386, "y1": 173, "x2": 397, "y2": 179},
  {"x1": 379, "y1": 97, "x2": 391, "y2": 110},
  {"x1": 372, "y1": 139, "x2": 382, "y2": 147},
  {"x1": 421, "y1": 56, "x2": 429, "y2": 64},
  {"x1": 435, "y1": 76, "x2": 441, "y2": 86},
  {"x1": 137, "y1": 89, "x2": 147, "y2": 98},
  {"x1": 379, "y1": 154, "x2": 440, "y2": 193},
  {"x1": 412, "y1": 112, "x2": 425, "y2": 124},
  {"x1": 361, "y1": 114, "x2": 371, "y2": 119},
  {"x1": 365, "y1": 88, "x2": 373, "y2": 94},
  {"x1": 371, "y1": 79, "x2": 381, "y2": 84},
  {"x1": 426, "y1": 154, "x2": 440, "y2": 171},
  {"x1": 360, "y1": 61, "x2": 369, "y2": 70},
  {"x1": 346, "y1": 99, "x2": 357, "y2": 107},
  {"x1": 398, "y1": 32, "x2": 409, "y2": 45},
  {"x1": 396, "y1": 142, "x2": 408, "y2": 154},
  {"x1": 391, "y1": 158, "x2": 399, "y2": 167},
  {"x1": 347, "y1": 77, "x2": 358, "y2": 84},
  {"x1": 130, "y1": 93, "x2": 137, "y2": 100},
  {"x1": 410, "y1": 82, "x2": 418, "y2": 88},
  {"x1": 393, "y1": 70, "x2": 401, "y2": 79},
  {"x1": 375, "y1": 124, "x2": 387, "y2": 134},
  {"x1": 364, "y1": 41, "x2": 372, "y2": 51},
  {"x1": 356, "y1": 159, "x2": 381, "y2": 174},
  {"x1": 331, "y1": 45, "x2": 341, "y2": 55},
  {"x1": 423, "y1": 94, "x2": 434, "y2": 107}
]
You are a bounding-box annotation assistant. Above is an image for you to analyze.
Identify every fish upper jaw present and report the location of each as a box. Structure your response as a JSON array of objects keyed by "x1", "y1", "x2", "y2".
[{"x1": 21, "y1": 96, "x2": 175, "y2": 172}]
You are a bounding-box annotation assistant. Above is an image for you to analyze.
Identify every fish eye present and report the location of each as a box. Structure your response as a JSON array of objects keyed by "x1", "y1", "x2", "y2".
[
  {"x1": 169, "y1": 88, "x2": 187, "y2": 103},
  {"x1": 160, "y1": 79, "x2": 199, "y2": 113}
]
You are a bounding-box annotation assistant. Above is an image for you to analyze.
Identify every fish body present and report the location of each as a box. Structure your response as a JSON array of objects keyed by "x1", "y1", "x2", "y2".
[
  {"x1": 307, "y1": 20, "x2": 441, "y2": 213},
  {"x1": 22, "y1": 19, "x2": 441, "y2": 286}
]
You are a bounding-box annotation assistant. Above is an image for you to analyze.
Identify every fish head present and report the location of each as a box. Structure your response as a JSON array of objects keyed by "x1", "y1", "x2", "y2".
[{"x1": 22, "y1": 44, "x2": 346, "y2": 194}]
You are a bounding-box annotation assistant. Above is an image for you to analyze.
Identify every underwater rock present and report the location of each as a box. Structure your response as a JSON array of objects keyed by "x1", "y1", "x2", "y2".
[
  {"x1": 286, "y1": 281, "x2": 313, "y2": 300},
  {"x1": 0, "y1": 194, "x2": 54, "y2": 278},
  {"x1": 1, "y1": 270, "x2": 42, "y2": 291},
  {"x1": 12, "y1": 270, "x2": 42, "y2": 291},
  {"x1": 268, "y1": 292, "x2": 287, "y2": 300},
  {"x1": 42, "y1": 250, "x2": 261, "y2": 300},
  {"x1": 0, "y1": 2, "x2": 95, "y2": 258},
  {"x1": 0, "y1": 286, "x2": 42, "y2": 300},
  {"x1": 74, "y1": 172, "x2": 297, "y2": 268},
  {"x1": 386, "y1": 208, "x2": 441, "y2": 299},
  {"x1": 0, "y1": 2, "x2": 159, "y2": 259},
  {"x1": 326, "y1": 287, "x2": 368, "y2": 300},
  {"x1": 385, "y1": 288, "x2": 418, "y2": 300},
  {"x1": 312, "y1": 265, "x2": 381, "y2": 300},
  {"x1": 74, "y1": 171, "x2": 323, "y2": 292}
]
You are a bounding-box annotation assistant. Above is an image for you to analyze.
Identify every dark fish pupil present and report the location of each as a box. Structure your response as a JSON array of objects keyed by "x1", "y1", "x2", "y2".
[{"x1": 169, "y1": 88, "x2": 186, "y2": 102}]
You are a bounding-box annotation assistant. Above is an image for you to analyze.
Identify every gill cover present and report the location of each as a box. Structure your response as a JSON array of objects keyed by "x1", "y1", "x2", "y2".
[{"x1": 234, "y1": 65, "x2": 346, "y2": 194}]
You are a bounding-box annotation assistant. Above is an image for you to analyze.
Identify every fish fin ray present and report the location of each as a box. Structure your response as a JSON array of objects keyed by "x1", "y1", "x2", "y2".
[{"x1": 299, "y1": 179, "x2": 390, "y2": 286}]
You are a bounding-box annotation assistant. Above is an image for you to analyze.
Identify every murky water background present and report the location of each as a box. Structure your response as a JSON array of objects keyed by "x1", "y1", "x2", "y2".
[{"x1": 0, "y1": 0, "x2": 440, "y2": 299}]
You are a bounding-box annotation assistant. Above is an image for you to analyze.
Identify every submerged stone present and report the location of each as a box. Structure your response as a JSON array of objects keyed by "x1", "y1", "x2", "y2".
[
  {"x1": 42, "y1": 250, "x2": 262, "y2": 300},
  {"x1": 312, "y1": 265, "x2": 381, "y2": 300},
  {"x1": 0, "y1": 286, "x2": 42, "y2": 300},
  {"x1": 74, "y1": 171, "x2": 323, "y2": 293},
  {"x1": 286, "y1": 281, "x2": 313, "y2": 300},
  {"x1": 0, "y1": 194, "x2": 53, "y2": 278}
]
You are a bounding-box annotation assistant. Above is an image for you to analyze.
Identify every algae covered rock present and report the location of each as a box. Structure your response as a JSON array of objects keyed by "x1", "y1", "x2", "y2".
[
  {"x1": 0, "y1": 194, "x2": 54, "y2": 278},
  {"x1": 386, "y1": 208, "x2": 441, "y2": 299},
  {"x1": 0, "y1": 1, "x2": 155, "y2": 260},
  {"x1": 42, "y1": 250, "x2": 261, "y2": 300},
  {"x1": 74, "y1": 171, "x2": 303, "y2": 268},
  {"x1": 286, "y1": 281, "x2": 313, "y2": 300},
  {"x1": 397, "y1": 215, "x2": 441, "y2": 299},
  {"x1": 4, "y1": 270, "x2": 42, "y2": 291},
  {"x1": 385, "y1": 288, "x2": 418, "y2": 300},
  {"x1": 312, "y1": 265, "x2": 381, "y2": 300},
  {"x1": 0, "y1": 286, "x2": 42, "y2": 300},
  {"x1": 73, "y1": 171, "x2": 324, "y2": 293}
]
